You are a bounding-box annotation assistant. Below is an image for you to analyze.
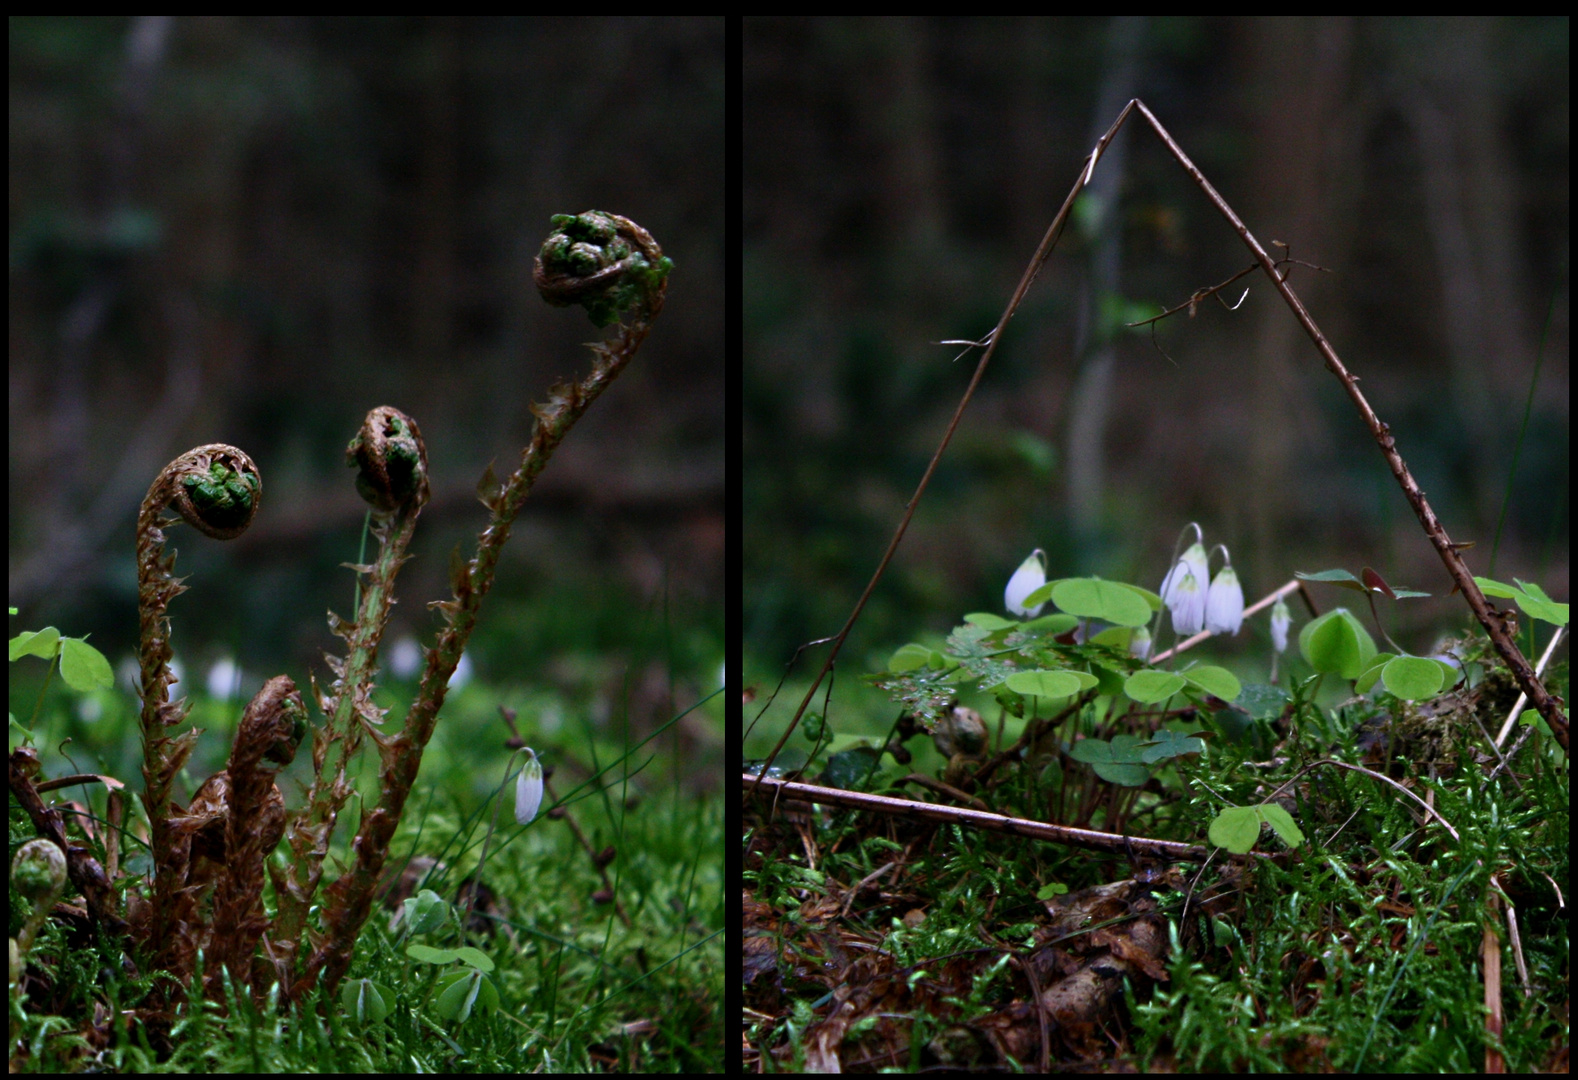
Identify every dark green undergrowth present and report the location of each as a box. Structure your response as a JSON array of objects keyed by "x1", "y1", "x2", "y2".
[
  {"x1": 744, "y1": 621, "x2": 1567, "y2": 1071},
  {"x1": 11, "y1": 585, "x2": 723, "y2": 1071}
]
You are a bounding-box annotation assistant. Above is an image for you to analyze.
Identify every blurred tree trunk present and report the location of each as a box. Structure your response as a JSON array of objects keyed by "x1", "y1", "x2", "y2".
[
  {"x1": 1245, "y1": 17, "x2": 1354, "y2": 569},
  {"x1": 414, "y1": 18, "x2": 459, "y2": 390},
  {"x1": 1393, "y1": 17, "x2": 1533, "y2": 520},
  {"x1": 1066, "y1": 16, "x2": 1146, "y2": 558}
]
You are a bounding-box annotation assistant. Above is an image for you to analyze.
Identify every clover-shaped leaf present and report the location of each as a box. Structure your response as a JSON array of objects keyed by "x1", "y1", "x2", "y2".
[
  {"x1": 1208, "y1": 803, "x2": 1305, "y2": 854},
  {"x1": 1475, "y1": 576, "x2": 1568, "y2": 628},
  {"x1": 340, "y1": 978, "x2": 395, "y2": 1026},
  {"x1": 1006, "y1": 669, "x2": 1085, "y2": 700},
  {"x1": 1124, "y1": 669, "x2": 1186, "y2": 704},
  {"x1": 402, "y1": 889, "x2": 451, "y2": 936},
  {"x1": 1298, "y1": 608, "x2": 1376, "y2": 679},
  {"x1": 433, "y1": 968, "x2": 501, "y2": 1022},
  {"x1": 1139, "y1": 728, "x2": 1205, "y2": 764}
]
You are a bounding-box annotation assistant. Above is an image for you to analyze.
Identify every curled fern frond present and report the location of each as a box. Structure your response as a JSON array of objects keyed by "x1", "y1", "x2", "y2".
[
  {"x1": 533, "y1": 210, "x2": 672, "y2": 328},
  {"x1": 134, "y1": 442, "x2": 261, "y2": 970},
  {"x1": 346, "y1": 406, "x2": 429, "y2": 517},
  {"x1": 164, "y1": 444, "x2": 262, "y2": 540}
]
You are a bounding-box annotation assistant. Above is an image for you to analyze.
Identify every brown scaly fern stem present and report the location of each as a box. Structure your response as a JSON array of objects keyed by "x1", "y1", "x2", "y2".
[
  {"x1": 133, "y1": 443, "x2": 261, "y2": 969},
  {"x1": 206, "y1": 675, "x2": 307, "y2": 997},
  {"x1": 269, "y1": 407, "x2": 430, "y2": 967},
  {"x1": 290, "y1": 210, "x2": 670, "y2": 999}
]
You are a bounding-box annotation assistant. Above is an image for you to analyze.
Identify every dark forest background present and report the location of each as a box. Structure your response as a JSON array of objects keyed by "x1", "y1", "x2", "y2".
[
  {"x1": 11, "y1": 18, "x2": 723, "y2": 718},
  {"x1": 745, "y1": 16, "x2": 1568, "y2": 684}
]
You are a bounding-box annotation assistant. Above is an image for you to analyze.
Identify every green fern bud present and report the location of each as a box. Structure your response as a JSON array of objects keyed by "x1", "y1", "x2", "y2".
[{"x1": 534, "y1": 211, "x2": 671, "y2": 328}]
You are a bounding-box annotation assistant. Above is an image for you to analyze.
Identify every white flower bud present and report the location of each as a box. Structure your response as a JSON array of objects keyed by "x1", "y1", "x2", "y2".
[
  {"x1": 1005, "y1": 549, "x2": 1047, "y2": 618},
  {"x1": 514, "y1": 748, "x2": 543, "y2": 825},
  {"x1": 1270, "y1": 597, "x2": 1292, "y2": 653}
]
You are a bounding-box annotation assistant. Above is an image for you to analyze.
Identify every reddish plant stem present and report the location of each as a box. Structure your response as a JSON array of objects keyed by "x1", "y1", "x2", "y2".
[{"x1": 293, "y1": 295, "x2": 664, "y2": 1000}]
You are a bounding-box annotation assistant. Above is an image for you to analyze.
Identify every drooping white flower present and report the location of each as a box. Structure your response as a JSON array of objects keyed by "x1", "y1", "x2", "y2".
[
  {"x1": 1269, "y1": 598, "x2": 1292, "y2": 653},
  {"x1": 1005, "y1": 549, "x2": 1047, "y2": 618},
  {"x1": 206, "y1": 656, "x2": 242, "y2": 701},
  {"x1": 1205, "y1": 563, "x2": 1245, "y2": 636},
  {"x1": 1184, "y1": 541, "x2": 1209, "y2": 582},
  {"x1": 1160, "y1": 540, "x2": 1209, "y2": 603},
  {"x1": 514, "y1": 748, "x2": 543, "y2": 825},
  {"x1": 1129, "y1": 625, "x2": 1152, "y2": 661},
  {"x1": 1163, "y1": 562, "x2": 1206, "y2": 636}
]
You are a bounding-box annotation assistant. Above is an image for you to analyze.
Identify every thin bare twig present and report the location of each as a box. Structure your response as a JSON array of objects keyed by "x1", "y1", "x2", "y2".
[
  {"x1": 754, "y1": 98, "x2": 1566, "y2": 784},
  {"x1": 750, "y1": 100, "x2": 1144, "y2": 790},
  {"x1": 1126, "y1": 249, "x2": 1330, "y2": 332},
  {"x1": 1125, "y1": 98, "x2": 1565, "y2": 748},
  {"x1": 744, "y1": 772, "x2": 1271, "y2": 864}
]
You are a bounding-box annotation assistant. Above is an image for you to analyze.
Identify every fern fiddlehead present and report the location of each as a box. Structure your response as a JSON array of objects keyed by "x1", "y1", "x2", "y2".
[
  {"x1": 534, "y1": 210, "x2": 671, "y2": 328},
  {"x1": 270, "y1": 407, "x2": 430, "y2": 960},
  {"x1": 207, "y1": 674, "x2": 306, "y2": 994},
  {"x1": 171, "y1": 456, "x2": 262, "y2": 539},
  {"x1": 345, "y1": 405, "x2": 429, "y2": 518},
  {"x1": 296, "y1": 213, "x2": 670, "y2": 998},
  {"x1": 134, "y1": 443, "x2": 261, "y2": 963}
]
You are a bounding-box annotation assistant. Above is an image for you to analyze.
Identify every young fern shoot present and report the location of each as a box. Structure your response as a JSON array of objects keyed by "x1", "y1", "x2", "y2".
[
  {"x1": 294, "y1": 211, "x2": 671, "y2": 997},
  {"x1": 133, "y1": 443, "x2": 261, "y2": 966},
  {"x1": 108, "y1": 212, "x2": 669, "y2": 1010},
  {"x1": 269, "y1": 406, "x2": 431, "y2": 960}
]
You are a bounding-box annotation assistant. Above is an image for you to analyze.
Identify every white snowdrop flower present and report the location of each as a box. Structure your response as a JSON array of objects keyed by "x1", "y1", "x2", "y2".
[
  {"x1": 1167, "y1": 565, "x2": 1206, "y2": 636},
  {"x1": 1205, "y1": 564, "x2": 1245, "y2": 636},
  {"x1": 1269, "y1": 598, "x2": 1292, "y2": 654},
  {"x1": 514, "y1": 748, "x2": 543, "y2": 825},
  {"x1": 448, "y1": 652, "x2": 473, "y2": 690},
  {"x1": 388, "y1": 636, "x2": 423, "y2": 681},
  {"x1": 206, "y1": 656, "x2": 242, "y2": 701},
  {"x1": 1005, "y1": 549, "x2": 1047, "y2": 618}
]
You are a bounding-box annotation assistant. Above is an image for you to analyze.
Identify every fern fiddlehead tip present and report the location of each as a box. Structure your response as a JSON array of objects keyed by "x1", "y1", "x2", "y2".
[
  {"x1": 533, "y1": 210, "x2": 671, "y2": 328},
  {"x1": 346, "y1": 406, "x2": 429, "y2": 517},
  {"x1": 160, "y1": 444, "x2": 262, "y2": 541}
]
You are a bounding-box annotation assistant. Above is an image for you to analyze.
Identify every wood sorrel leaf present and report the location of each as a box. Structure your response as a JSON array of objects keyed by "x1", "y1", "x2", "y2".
[
  {"x1": 1006, "y1": 669, "x2": 1083, "y2": 700},
  {"x1": 1298, "y1": 608, "x2": 1376, "y2": 680},
  {"x1": 1124, "y1": 669, "x2": 1187, "y2": 704}
]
